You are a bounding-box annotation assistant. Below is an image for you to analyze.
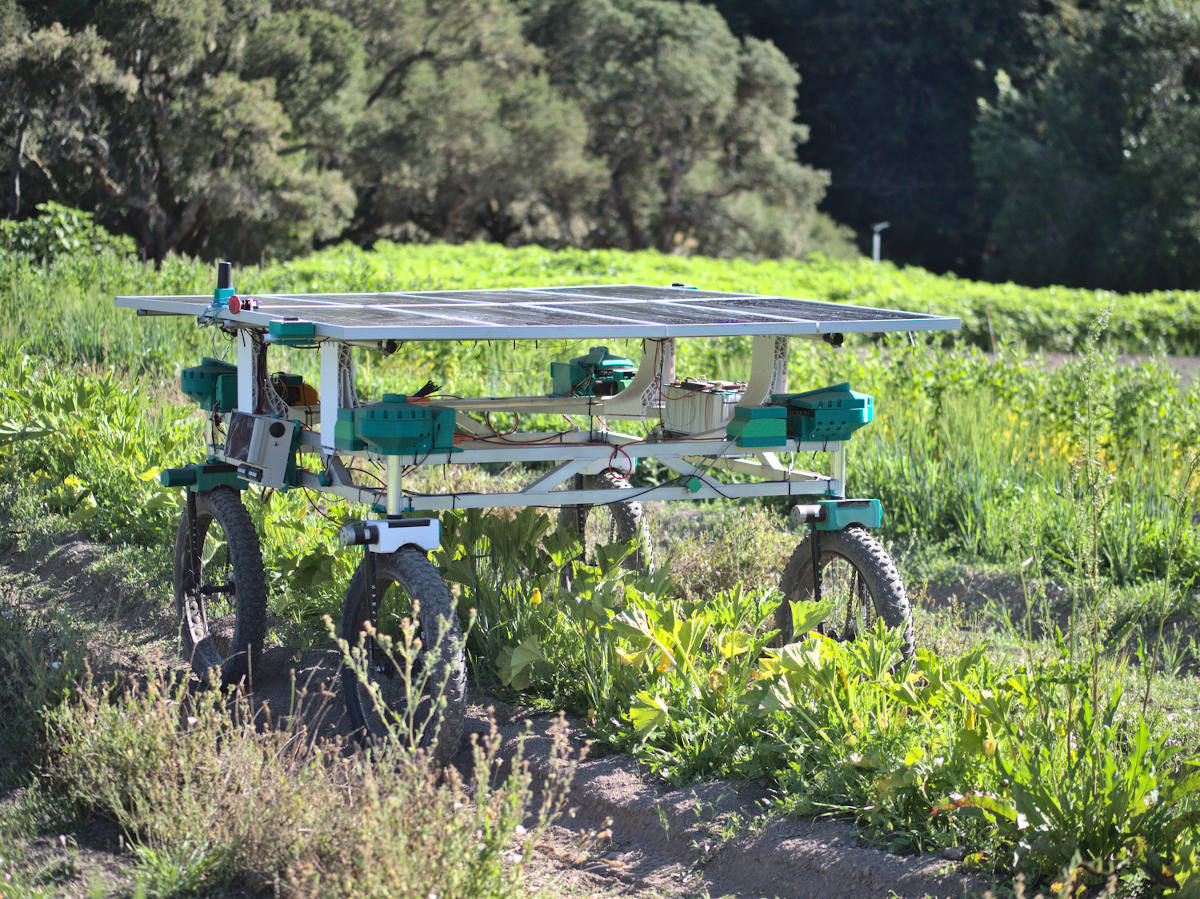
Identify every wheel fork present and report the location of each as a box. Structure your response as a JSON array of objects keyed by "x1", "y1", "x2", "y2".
[
  {"x1": 182, "y1": 491, "x2": 213, "y2": 643},
  {"x1": 364, "y1": 548, "x2": 383, "y2": 674},
  {"x1": 810, "y1": 522, "x2": 822, "y2": 605}
]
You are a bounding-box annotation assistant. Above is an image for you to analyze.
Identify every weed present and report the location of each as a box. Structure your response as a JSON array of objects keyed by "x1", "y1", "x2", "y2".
[
  {"x1": 0, "y1": 604, "x2": 87, "y2": 769},
  {"x1": 664, "y1": 505, "x2": 794, "y2": 602},
  {"x1": 40, "y1": 663, "x2": 576, "y2": 898}
]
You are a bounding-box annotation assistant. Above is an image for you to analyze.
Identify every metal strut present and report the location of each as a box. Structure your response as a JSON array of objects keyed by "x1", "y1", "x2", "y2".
[
  {"x1": 810, "y1": 522, "x2": 822, "y2": 606},
  {"x1": 186, "y1": 490, "x2": 200, "y2": 586},
  {"x1": 184, "y1": 490, "x2": 206, "y2": 637}
]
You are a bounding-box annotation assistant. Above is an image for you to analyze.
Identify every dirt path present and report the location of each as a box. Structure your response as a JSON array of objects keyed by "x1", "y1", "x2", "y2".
[{"x1": 0, "y1": 536, "x2": 983, "y2": 898}]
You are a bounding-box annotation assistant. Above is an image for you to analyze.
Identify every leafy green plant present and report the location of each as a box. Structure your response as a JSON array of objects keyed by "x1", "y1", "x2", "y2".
[
  {"x1": 128, "y1": 840, "x2": 229, "y2": 899},
  {"x1": 939, "y1": 667, "x2": 1200, "y2": 892},
  {"x1": 0, "y1": 203, "x2": 136, "y2": 263}
]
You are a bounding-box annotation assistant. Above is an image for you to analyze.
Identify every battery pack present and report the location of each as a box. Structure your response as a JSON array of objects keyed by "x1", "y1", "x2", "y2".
[{"x1": 660, "y1": 379, "x2": 745, "y2": 435}]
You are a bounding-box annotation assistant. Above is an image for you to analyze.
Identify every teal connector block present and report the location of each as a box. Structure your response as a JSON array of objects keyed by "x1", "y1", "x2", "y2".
[
  {"x1": 771, "y1": 383, "x2": 874, "y2": 443},
  {"x1": 334, "y1": 407, "x2": 364, "y2": 451},
  {"x1": 725, "y1": 405, "x2": 788, "y2": 447},
  {"x1": 550, "y1": 346, "x2": 636, "y2": 397},
  {"x1": 212, "y1": 286, "x2": 236, "y2": 308},
  {"x1": 815, "y1": 498, "x2": 883, "y2": 531},
  {"x1": 268, "y1": 319, "x2": 317, "y2": 346},
  {"x1": 160, "y1": 462, "x2": 247, "y2": 493},
  {"x1": 181, "y1": 358, "x2": 237, "y2": 411}
]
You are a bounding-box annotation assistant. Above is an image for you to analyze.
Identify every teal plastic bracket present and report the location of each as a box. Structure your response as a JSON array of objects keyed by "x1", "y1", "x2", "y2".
[
  {"x1": 268, "y1": 319, "x2": 317, "y2": 346},
  {"x1": 815, "y1": 498, "x2": 883, "y2": 531},
  {"x1": 160, "y1": 462, "x2": 248, "y2": 493},
  {"x1": 212, "y1": 286, "x2": 235, "y2": 309}
]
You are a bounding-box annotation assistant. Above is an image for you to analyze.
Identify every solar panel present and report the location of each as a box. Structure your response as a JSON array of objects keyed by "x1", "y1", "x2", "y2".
[{"x1": 115, "y1": 284, "x2": 960, "y2": 340}]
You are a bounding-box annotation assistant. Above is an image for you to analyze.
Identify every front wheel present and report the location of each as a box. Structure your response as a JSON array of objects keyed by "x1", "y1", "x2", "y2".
[
  {"x1": 172, "y1": 486, "x2": 268, "y2": 687},
  {"x1": 776, "y1": 526, "x2": 913, "y2": 660},
  {"x1": 340, "y1": 546, "x2": 466, "y2": 766}
]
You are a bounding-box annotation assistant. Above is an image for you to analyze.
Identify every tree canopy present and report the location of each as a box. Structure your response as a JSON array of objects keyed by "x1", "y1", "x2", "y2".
[
  {"x1": 0, "y1": 0, "x2": 846, "y2": 262},
  {"x1": 523, "y1": 0, "x2": 846, "y2": 257},
  {"x1": 709, "y1": 0, "x2": 1042, "y2": 276},
  {"x1": 974, "y1": 0, "x2": 1200, "y2": 290},
  {"x1": 2, "y1": 0, "x2": 1198, "y2": 290}
]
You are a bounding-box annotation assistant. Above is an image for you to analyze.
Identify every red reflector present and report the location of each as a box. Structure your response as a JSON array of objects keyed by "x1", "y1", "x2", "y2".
[{"x1": 228, "y1": 295, "x2": 242, "y2": 314}]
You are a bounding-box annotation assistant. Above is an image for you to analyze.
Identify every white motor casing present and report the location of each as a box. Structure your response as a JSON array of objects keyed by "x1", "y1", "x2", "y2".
[
  {"x1": 224, "y1": 411, "x2": 296, "y2": 489},
  {"x1": 339, "y1": 517, "x2": 441, "y2": 553}
]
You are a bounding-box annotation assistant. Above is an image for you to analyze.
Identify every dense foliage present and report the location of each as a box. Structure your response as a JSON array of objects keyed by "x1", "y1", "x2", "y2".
[
  {"x1": 0, "y1": 0, "x2": 848, "y2": 262},
  {"x1": 5, "y1": 1, "x2": 1199, "y2": 290},
  {"x1": 712, "y1": 0, "x2": 1037, "y2": 276},
  {"x1": 974, "y1": 0, "x2": 1200, "y2": 290},
  {"x1": 713, "y1": 0, "x2": 1200, "y2": 289}
]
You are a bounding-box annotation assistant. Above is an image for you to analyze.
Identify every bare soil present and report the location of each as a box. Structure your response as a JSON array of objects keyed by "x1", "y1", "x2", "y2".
[{"x1": 0, "y1": 534, "x2": 985, "y2": 898}]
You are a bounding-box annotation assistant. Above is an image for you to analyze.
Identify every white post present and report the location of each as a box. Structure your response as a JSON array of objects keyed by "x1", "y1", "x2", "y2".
[
  {"x1": 829, "y1": 443, "x2": 847, "y2": 497},
  {"x1": 237, "y1": 331, "x2": 256, "y2": 413},
  {"x1": 872, "y1": 221, "x2": 890, "y2": 263},
  {"x1": 386, "y1": 455, "x2": 402, "y2": 515},
  {"x1": 319, "y1": 342, "x2": 341, "y2": 453}
]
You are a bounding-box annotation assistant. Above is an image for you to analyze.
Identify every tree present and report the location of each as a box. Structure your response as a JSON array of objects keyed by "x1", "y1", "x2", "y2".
[
  {"x1": 0, "y1": 18, "x2": 134, "y2": 217},
  {"x1": 522, "y1": 0, "x2": 846, "y2": 257},
  {"x1": 240, "y1": 8, "x2": 367, "y2": 168},
  {"x1": 710, "y1": 0, "x2": 1041, "y2": 274},
  {"x1": 313, "y1": 0, "x2": 604, "y2": 245},
  {"x1": 0, "y1": 0, "x2": 356, "y2": 260},
  {"x1": 974, "y1": 0, "x2": 1200, "y2": 290}
]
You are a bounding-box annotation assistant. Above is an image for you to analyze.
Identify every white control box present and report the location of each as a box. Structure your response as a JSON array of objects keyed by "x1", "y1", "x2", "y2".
[{"x1": 224, "y1": 411, "x2": 297, "y2": 489}]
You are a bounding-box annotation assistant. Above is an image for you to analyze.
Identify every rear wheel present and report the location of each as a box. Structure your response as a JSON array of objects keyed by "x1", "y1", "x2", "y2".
[
  {"x1": 558, "y1": 471, "x2": 653, "y2": 581},
  {"x1": 172, "y1": 487, "x2": 267, "y2": 687},
  {"x1": 341, "y1": 546, "x2": 466, "y2": 766},
  {"x1": 776, "y1": 526, "x2": 913, "y2": 659}
]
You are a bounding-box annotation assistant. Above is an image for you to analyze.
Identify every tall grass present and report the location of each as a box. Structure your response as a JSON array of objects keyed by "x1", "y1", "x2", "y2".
[
  {"x1": 41, "y1": 671, "x2": 574, "y2": 898},
  {"x1": 0, "y1": 598, "x2": 576, "y2": 898}
]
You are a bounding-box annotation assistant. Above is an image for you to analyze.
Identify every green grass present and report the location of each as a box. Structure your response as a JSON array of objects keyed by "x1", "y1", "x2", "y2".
[
  {"x1": 2, "y1": 233, "x2": 1200, "y2": 894},
  {"x1": 4, "y1": 237, "x2": 1200, "y2": 378}
]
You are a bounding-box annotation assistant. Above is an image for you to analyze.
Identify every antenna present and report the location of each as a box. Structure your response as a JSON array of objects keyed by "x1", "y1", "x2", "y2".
[{"x1": 217, "y1": 261, "x2": 232, "y2": 290}]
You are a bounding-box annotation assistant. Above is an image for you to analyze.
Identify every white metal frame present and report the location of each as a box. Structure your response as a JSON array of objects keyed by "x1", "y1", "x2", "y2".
[
  {"x1": 120, "y1": 284, "x2": 960, "y2": 520},
  {"x1": 204, "y1": 331, "x2": 852, "y2": 516}
]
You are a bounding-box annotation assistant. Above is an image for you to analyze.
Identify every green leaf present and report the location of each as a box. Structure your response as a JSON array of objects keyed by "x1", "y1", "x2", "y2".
[
  {"x1": 497, "y1": 636, "x2": 545, "y2": 690},
  {"x1": 717, "y1": 630, "x2": 753, "y2": 659},
  {"x1": 788, "y1": 599, "x2": 833, "y2": 635},
  {"x1": 628, "y1": 691, "x2": 669, "y2": 738}
]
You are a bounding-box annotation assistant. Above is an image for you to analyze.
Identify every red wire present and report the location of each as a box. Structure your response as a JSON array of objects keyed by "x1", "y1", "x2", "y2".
[
  {"x1": 347, "y1": 464, "x2": 387, "y2": 488},
  {"x1": 302, "y1": 487, "x2": 341, "y2": 525}
]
